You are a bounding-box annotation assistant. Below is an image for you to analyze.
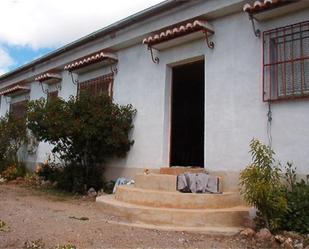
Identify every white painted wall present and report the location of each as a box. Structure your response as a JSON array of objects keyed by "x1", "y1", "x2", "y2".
[{"x1": 0, "y1": 1, "x2": 308, "y2": 176}]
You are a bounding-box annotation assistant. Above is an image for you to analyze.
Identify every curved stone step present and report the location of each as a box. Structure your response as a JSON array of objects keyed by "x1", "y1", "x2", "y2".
[
  {"x1": 135, "y1": 173, "x2": 223, "y2": 192},
  {"x1": 160, "y1": 167, "x2": 206, "y2": 175},
  {"x1": 96, "y1": 195, "x2": 251, "y2": 228},
  {"x1": 115, "y1": 185, "x2": 243, "y2": 209},
  {"x1": 134, "y1": 173, "x2": 177, "y2": 191},
  {"x1": 106, "y1": 219, "x2": 244, "y2": 235}
]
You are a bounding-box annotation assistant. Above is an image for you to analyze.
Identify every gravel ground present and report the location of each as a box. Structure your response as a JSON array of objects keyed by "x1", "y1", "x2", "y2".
[{"x1": 0, "y1": 184, "x2": 278, "y2": 249}]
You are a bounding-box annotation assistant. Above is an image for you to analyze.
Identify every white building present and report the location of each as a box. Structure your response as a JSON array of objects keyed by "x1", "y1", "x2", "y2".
[{"x1": 0, "y1": 0, "x2": 308, "y2": 191}]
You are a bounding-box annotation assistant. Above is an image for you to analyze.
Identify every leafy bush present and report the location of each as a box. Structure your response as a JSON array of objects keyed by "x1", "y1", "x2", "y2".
[
  {"x1": 27, "y1": 93, "x2": 136, "y2": 192},
  {"x1": 36, "y1": 160, "x2": 61, "y2": 184},
  {"x1": 1, "y1": 163, "x2": 27, "y2": 181},
  {"x1": 280, "y1": 163, "x2": 309, "y2": 234},
  {"x1": 240, "y1": 139, "x2": 288, "y2": 231},
  {"x1": 0, "y1": 113, "x2": 28, "y2": 177}
]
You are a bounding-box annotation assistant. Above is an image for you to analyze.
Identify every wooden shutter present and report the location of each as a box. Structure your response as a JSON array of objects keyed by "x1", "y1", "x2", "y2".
[
  {"x1": 78, "y1": 73, "x2": 114, "y2": 97},
  {"x1": 10, "y1": 100, "x2": 28, "y2": 118}
]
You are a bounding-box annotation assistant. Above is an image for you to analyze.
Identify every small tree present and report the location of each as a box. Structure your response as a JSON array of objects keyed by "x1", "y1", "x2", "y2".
[
  {"x1": 0, "y1": 113, "x2": 28, "y2": 176},
  {"x1": 27, "y1": 93, "x2": 136, "y2": 192},
  {"x1": 240, "y1": 139, "x2": 287, "y2": 231}
]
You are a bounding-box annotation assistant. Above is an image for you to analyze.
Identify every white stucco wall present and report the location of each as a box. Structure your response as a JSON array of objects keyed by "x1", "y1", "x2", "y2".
[{"x1": 0, "y1": 1, "x2": 308, "y2": 176}]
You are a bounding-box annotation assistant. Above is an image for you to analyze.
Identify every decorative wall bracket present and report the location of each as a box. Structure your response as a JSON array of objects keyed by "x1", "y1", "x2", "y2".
[
  {"x1": 70, "y1": 72, "x2": 79, "y2": 85},
  {"x1": 55, "y1": 82, "x2": 62, "y2": 91},
  {"x1": 249, "y1": 14, "x2": 261, "y2": 38},
  {"x1": 147, "y1": 45, "x2": 159, "y2": 64},
  {"x1": 39, "y1": 82, "x2": 49, "y2": 95},
  {"x1": 110, "y1": 64, "x2": 118, "y2": 74},
  {"x1": 4, "y1": 96, "x2": 11, "y2": 104},
  {"x1": 203, "y1": 30, "x2": 215, "y2": 49}
]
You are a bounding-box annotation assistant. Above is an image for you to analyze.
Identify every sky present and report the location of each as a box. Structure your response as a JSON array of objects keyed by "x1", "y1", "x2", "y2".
[{"x1": 0, "y1": 0, "x2": 164, "y2": 76}]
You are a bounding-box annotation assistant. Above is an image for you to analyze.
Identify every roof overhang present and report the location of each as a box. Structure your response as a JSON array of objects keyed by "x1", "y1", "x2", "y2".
[
  {"x1": 35, "y1": 72, "x2": 62, "y2": 84},
  {"x1": 64, "y1": 51, "x2": 118, "y2": 72},
  {"x1": 0, "y1": 0, "x2": 186, "y2": 82},
  {"x1": 0, "y1": 85, "x2": 30, "y2": 97},
  {"x1": 143, "y1": 20, "x2": 214, "y2": 50},
  {"x1": 243, "y1": 0, "x2": 308, "y2": 21}
]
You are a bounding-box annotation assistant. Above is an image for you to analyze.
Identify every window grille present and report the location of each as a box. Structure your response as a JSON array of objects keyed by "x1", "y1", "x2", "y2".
[
  {"x1": 263, "y1": 20, "x2": 309, "y2": 101},
  {"x1": 47, "y1": 90, "x2": 58, "y2": 100},
  {"x1": 10, "y1": 100, "x2": 28, "y2": 118},
  {"x1": 77, "y1": 73, "x2": 113, "y2": 97}
]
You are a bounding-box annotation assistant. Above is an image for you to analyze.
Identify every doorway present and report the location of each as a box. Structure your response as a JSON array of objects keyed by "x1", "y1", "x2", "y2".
[{"x1": 170, "y1": 60, "x2": 204, "y2": 167}]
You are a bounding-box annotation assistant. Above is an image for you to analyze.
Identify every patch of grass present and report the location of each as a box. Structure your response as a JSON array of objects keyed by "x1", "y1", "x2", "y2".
[
  {"x1": 25, "y1": 185, "x2": 77, "y2": 201},
  {"x1": 23, "y1": 239, "x2": 45, "y2": 249},
  {"x1": 23, "y1": 239, "x2": 77, "y2": 249},
  {"x1": 54, "y1": 244, "x2": 76, "y2": 249},
  {"x1": 0, "y1": 219, "x2": 8, "y2": 232}
]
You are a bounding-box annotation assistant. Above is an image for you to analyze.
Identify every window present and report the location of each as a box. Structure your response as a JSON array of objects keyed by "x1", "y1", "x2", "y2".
[
  {"x1": 263, "y1": 20, "x2": 309, "y2": 101},
  {"x1": 77, "y1": 73, "x2": 113, "y2": 97},
  {"x1": 47, "y1": 90, "x2": 58, "y2": 100},
  {"x1": 10, "y1": 100, "x2": 28, "y2": 118}
]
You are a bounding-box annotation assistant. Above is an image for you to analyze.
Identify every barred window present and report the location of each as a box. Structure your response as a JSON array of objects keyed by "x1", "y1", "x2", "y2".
[
  {"x1": 47, "y1": 90, "x2": 58, "y2": 100},
  {"x1": 10, "y1": 100, "x2": 28, "y2": 118},
  {"x1": 77, "y1": 73, "x2": 113, "y2": 97},
  {"x1": 263, "y1": 20, "x2": 309, "y2": 101}
]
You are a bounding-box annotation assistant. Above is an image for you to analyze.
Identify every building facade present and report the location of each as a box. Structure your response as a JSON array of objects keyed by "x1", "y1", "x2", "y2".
[{"x1": 0, "y1": 0, "x2": 308, "y2": 190}]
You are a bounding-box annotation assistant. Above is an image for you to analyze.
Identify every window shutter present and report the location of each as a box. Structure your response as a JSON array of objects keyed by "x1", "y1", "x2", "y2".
[
  {"x1": 77, "y1": 73, "x2": 114, "y2": 97},
  {"x1": 10, "y1": 100, "x2": 28, "y2": 118}
]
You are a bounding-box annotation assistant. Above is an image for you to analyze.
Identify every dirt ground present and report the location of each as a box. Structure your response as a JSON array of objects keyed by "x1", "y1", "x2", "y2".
[{"x1": 0, "y1": 184, "x2": 278, "y2": 249}]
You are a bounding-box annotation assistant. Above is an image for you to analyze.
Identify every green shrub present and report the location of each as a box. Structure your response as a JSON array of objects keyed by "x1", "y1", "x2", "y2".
[
  {"x1": 0, "y1": 113, "x2": 28, "y2": 175},
  {"x1": 1, "y1": 163, "x2": 27, "y2": 181},
  {"x1": 240, "y1": 139, "x2": 288, "y2": 231},
  {"x1": 28, "y1": 93, "x2": 136, "y2": 193},
  {"x1": 280, "y1": 163, "x2": 309, "y2": 234},
  {"x1": 36, "y1": 162, "x2": 61, "y2": 183}
]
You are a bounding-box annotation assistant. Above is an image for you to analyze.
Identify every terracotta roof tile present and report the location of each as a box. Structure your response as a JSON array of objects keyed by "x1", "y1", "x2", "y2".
[
  {"x1": 243, "y1": 0, "x2": 297, "y2": 14},
  {"x1": 35, "y1": 73, "x2": 61, "y2": 82},
  {"x1": 143, "y1": 20, "x2": 214, "y2": 46},
  {"x1": 64, "y1": 51, "x2": 117, "y2": 71},
  {"x1": 0, "y1": 85, "x2": 30, "y2": 96}
]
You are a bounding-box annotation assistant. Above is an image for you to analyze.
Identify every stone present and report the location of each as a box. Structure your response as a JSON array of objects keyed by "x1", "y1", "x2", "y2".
[
  {"x1": 282, "y1": 238, "x2": 293, "y2": 249},
  {"x1": 275, "y1": 235, "x2": 286, "y2": 244},
  {"x1": 52, "y1": 181, "x2": 58, "y2": 188},
  {"x1": 0, "y1": 177, "x2": 6, "y2": 183},
  {"x1": 304, "y1": 245, "x2": 309, "y2": 249},
  {"x1": 240, "y1": 228, "x2": 256, "y2": 238},
  {"x1": 283, "y1": 231, "x2": 302, "y2": 240},
  {"x1": 294, "y1": 242, "x2": 304, "y2": 249},
  {"x1": 256, "y1": 228, "x2": 272, "y2": 241},
  {"x1": 41, "y1": 180, "x2": 52, "y2": 187},
  {"x1": 87, "y1": 187, "x2": 97, "y2": 197},
  {"x1": 97, "y1": 189, "x2": 105, "y2": 196}
]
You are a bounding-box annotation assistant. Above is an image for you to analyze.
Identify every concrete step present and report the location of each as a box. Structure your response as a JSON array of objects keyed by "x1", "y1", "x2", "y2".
[
  {"x1": 96, "y1": 195, "x2": 251, "y2": 228},
  {"x1": 134, "y1": 173, "x2": 223, "y2": 192},
  {"x1": 135, "y1": 173, "x2": 177, "y2": 191},
  {"x1": 106, "y1": 219, "x2": 244, "y2": 235},
  {"x1": 115, "y1": 185, "x2": 243, "y2": 209},
  {"x1": 160, "y1": 167, "x2": 206, "y2": 175}
]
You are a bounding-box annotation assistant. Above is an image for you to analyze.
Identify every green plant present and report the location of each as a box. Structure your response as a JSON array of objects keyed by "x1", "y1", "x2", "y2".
[
  {"x1": 1, "y1": 162, "x2": 27, "y2": 181},
  {"x1": 27, "y1": 93, "x2": 136, "y2": 192},
  {"x1": 23, "y1": 239, "x2": 45, "y2": 249},
  {"x1": 280, "y1": 163, "x2": 309, "y2": 234},
  {"x1": 0, "y1": 113, "x2": 28, "y2": 175},
  {"x1": 240, "y1": 139, "x2": 287, "y2": 231},
  {"x1": 0, "y1": 219, "x2": 7, "y2": 232},
  {"x1": 54, "y1": 244, "x2": 76, "y2": 249}
]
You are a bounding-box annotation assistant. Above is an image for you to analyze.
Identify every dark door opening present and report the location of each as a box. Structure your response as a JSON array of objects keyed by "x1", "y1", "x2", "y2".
[{"x1": 170, "y1": 60, "x2": 204, "y2": 167}]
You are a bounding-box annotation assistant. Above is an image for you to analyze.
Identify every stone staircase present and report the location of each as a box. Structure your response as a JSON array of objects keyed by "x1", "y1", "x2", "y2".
[{"x1": 96, "y1": 167, "x2": 251, "y2": 234}]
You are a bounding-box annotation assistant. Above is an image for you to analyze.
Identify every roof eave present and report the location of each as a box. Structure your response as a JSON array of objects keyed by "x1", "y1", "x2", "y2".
[{"x1": 0, "y1": 0, "x2": 186, "y2": 82}]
